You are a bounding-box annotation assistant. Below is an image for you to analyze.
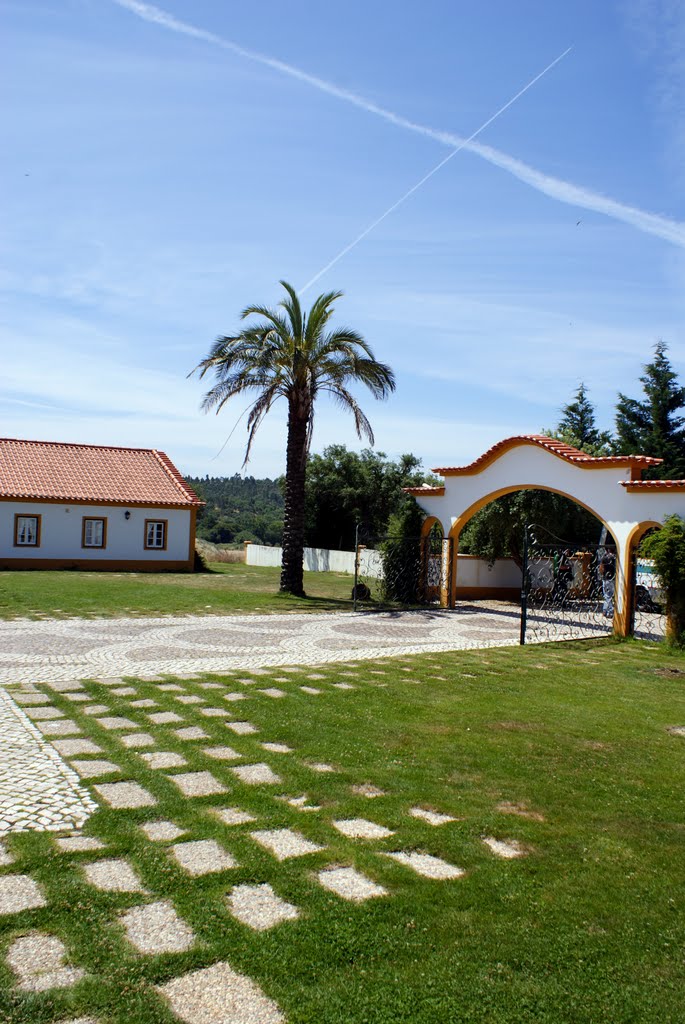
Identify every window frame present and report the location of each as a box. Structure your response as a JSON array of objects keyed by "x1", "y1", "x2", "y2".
[
  {"x1": 14, "y1": 513, "x2": 42, "y2": 548},
  {"x1": 81, "y1": 516, "x2": 107, "y2": 550},
  {"x1": 144, "y1": 518, "x2": 168, "y2": 551}
]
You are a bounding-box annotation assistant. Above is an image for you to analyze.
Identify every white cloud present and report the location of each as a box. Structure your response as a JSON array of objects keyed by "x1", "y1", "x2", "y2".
[{"x1": 112, "y1": 0, "x2": 685, "y2": 248}]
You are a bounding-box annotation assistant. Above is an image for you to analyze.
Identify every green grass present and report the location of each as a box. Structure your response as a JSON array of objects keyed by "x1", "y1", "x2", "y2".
[
  {"x1": 1, "y1": 641, "x2": 685, "y2": 1022},
  {"x1": 0, "y1": 563, "x2": 358, "y2": 620}
]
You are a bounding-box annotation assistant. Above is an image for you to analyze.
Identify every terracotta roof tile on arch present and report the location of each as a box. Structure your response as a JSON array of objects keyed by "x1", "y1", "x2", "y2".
[
  {"x1": 432, "y1": 435, "x2": 662, "y2": 476},
  {"x1": 0, "y1": 438, "x2": 204, "y2": 507},
  {"x1": 621, "y1": 479, "x2": 685, "y2": 491}
]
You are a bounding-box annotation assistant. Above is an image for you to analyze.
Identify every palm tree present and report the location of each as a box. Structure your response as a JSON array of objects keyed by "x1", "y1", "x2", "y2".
[{"x1": 191, "y1": 280, "x2": 396, "y2": 596}]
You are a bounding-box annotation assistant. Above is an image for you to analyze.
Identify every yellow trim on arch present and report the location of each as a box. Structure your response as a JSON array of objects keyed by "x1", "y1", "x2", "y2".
[{"x1": 441, "y1": 483, "x2": 620, "y2": 628}]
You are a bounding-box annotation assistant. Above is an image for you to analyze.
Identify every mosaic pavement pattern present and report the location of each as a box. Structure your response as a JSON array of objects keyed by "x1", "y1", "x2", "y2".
[
  {"x1": 0, "y1": 664, "x2": 537, "y2": 1022},
  {"x1": 0, "y1": 605, "x2": 524, "y2": 684}
]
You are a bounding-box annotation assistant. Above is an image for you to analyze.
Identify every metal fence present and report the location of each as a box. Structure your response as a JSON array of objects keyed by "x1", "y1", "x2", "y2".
[{"x1": 351, "y1": 528, "x2": 452, "y2": 611}]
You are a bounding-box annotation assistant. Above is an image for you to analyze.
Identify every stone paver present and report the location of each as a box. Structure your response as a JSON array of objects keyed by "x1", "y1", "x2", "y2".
[
  {"x1": 171, "y1": 838, "x2": 237, "y2": 875},
  {"x1": 251, "y1": 828, "x2": 324, "y2": 860},
  {"x1": 55, "y1": 836, "x2": 106, "y2": 853},
  {"x1": 214, "y1": 806, "x2": 256, "y2": 826},
  {"x1": 318, "y1": 866, "x2": 387, "y2": 901},
  {"x1": 482, "y1": 836, "x2": 527, "y2": 858},
  {"x1": 26, "y1": 706, "x2": 65, "y2": 720},
  {"x1": 83, "y1": 858, "x2": 146, "y2": 892},
  {"x1": 95, "y1": 716, "x2": 137, "y2": 731},
  {"x1": 231, "y1": 763, "x2": 281, "y2": 786},
  {"x1": 409, "y1": 807, "x2": 457, "y2": 826},
  {"x1": 7, "y1": 932, "x2": 84, "y2": 990},
  {"x1": 70, "y1": 759, "x2": 121, "y2": 779},
  {"x1": 383, "y1": 851, "x2": 465, "y2": 879},
  {"x1": 121, "y1": 899, "x2": 195, "y2": 954},
  {"x1": 352, "y1": 783, "x2": 386, "y2": 798},
  {"x1": 157, "y1": 960, "x2": 284, "y2": 1024},
  {"x1": 140, "y1": 751, "x2": 187, "y2": 770},
  {"x1": 120, "y1": 732, "x2": 156, "y2": 748},
  {"x1": 140, "y1": 820, "x2": 186, "y2": 842},
  {"x1": 52, "y1": 738, "x2": 102, "y2": 756},
  {"x1": 0, "y1": 874, "x2": 47, "y2": 914},
  {"x1": 149, "y1": 711, "x2": 184, "y2": 725},
  {"x1": 227, "y1": 721, "x2": 258, "y2": 735},
  {"x1": 228, "y1": 882, "x2": 299, "y2": 930},
  {"x1": 168, "y1": 771, "x2": 227, "y2": 797},
  {"x1": 36, "y1": 719, "x2": 82, "y2": 736},
  {"x1": 261, "y1": 742, "x2": 293, "y2": 754},
  {"x1": 0, "y1": 840, "x2": 15, "y2": 866},
  {"x1": 175, "y1": 726, "x2": 209, "y2": 740},
  {"x1": 333, "y1": 818, "x2": 394, "y2": 840},
  {"x1": 94, "y1": 781, "x2": 157, "y2": 809},
  {"x1": 203, "y1": 744, "x2": 241, "y2": 761}
]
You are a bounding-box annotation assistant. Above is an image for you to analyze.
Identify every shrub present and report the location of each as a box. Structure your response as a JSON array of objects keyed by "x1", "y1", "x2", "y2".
[
  {"x1": 380, "y1": 499, "x2": 425, "y2": 604},
  {"x1": 641, "y1": 515, "x2": 685, "y2": 645}
]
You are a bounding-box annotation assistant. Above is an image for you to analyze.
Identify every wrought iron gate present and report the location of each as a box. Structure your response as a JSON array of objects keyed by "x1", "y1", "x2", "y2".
[
  {"x1": 352, "y1": 528, "x2": 452, "y2": 610},
  {"x1": 630, "y1": 549, "x2": 666, "y2": 642},
  {"x1": 520, "y1": 525, "x2": 617, "y2": 643}
]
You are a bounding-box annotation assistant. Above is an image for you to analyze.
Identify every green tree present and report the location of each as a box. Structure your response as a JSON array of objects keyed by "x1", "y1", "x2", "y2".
[
  {"x1": 615, "y1": 341, "x2": 685, "y2": 478},
  {"x1": 190, "y1": 281, "x2": 395, "y2": 596},
  {"x1": 641, "y1": 516, "x2": 685, "y2": 644},
  {"x1": 459, "y1": 489, "x2": 600, "y2": 566},
  {"x1": 547, "y1": 382, "x2": 613, "y2": 455},
  {"x1": 304, "y1": 445, "x2": 432, "y2": 550}
]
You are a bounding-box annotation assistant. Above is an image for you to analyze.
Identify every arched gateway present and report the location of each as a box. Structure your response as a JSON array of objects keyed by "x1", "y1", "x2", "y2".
[{"x1": 405, "y1": 435, "x2": 685, "y2": 636}]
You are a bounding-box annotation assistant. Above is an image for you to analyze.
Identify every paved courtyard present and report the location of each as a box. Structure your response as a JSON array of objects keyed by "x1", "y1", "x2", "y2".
[{"x1": 0, "y1": 603, "x2": 525, "y2": 684}]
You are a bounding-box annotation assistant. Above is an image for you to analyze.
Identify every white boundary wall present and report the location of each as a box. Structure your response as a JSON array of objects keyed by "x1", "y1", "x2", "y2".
[{"x1": 245, "y1": 544, "x2": 520, "y2": 586}]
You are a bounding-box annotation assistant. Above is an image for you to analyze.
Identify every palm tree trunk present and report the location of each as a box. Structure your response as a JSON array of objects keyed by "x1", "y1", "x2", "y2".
[{"x1": 280, "y1": 401, "x2": 309, "y2": 596}]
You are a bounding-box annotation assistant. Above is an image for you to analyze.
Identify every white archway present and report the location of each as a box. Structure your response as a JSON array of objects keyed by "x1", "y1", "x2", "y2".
[{"x1": 407, "y1": 435, "x2": 685, "y2": 635}]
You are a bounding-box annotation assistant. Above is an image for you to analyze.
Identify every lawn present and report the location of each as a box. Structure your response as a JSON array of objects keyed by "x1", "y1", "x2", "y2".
[
  {"x1": 1, "y1": 640, "x2": 685, "y2": 1022},
  {"x1": 0, "y1": 564, "x2": 357, "y2": 620}
]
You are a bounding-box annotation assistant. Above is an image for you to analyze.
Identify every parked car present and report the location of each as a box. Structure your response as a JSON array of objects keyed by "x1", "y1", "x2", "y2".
[{"x1": 635, "y1": 558, "x2": 664, "y2": 612}]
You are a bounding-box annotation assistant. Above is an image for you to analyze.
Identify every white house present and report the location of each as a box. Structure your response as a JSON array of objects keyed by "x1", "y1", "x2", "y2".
[{"x1": 0, "y1": 438, "x2": 204, "y2": 571}]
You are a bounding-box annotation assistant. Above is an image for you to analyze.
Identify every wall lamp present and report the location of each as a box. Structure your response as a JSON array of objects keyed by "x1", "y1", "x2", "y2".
[{"x1": 124, "y1": 510, "x2": 131, "y2": 520}]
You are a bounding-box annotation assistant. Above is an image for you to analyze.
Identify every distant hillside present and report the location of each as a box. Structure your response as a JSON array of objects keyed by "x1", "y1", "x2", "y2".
[{"x1": 186, "y1": 475, "x2": 283, "y2": 546}]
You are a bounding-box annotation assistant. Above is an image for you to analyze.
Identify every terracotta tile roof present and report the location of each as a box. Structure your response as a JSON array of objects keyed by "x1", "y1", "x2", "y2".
[
  {"x1": 621, "y1": 480, "x2": 685, "y2": 491},
  {"x1": 432, "y1": 435, "x2": 662, "y2": 476},
  {"x1": 0, "y1": 438, "x2": 203, "y2": 507},
  {"x1": 404, "y1": 485, "x2": 445, "y2": 497}
]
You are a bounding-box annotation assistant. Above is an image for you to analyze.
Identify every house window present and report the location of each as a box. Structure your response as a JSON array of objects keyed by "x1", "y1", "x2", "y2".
[
  {"x1": 144, "y1": 519, "x2": 167, "y2": 550},
  {"x1": 14, "y1": 514, "x2": 41, "y2": 547},
  {"x1": 82, "y1": 517, "x2": 106, "y2": 549}
]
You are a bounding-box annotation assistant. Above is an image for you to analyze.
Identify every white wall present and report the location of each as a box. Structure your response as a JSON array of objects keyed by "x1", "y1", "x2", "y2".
[
  {"x1": 245, "y1": 544, "x2": 519, "y2": 587},
  {"x1": 0, "y1": 501, "x2": 192, "y2": 562},
  {"x1": 246, "y1": 543, "x2": 383, "y2": 577},
  {"x1": 455, "y1": 555, "x2": 521, "y2": 588}
]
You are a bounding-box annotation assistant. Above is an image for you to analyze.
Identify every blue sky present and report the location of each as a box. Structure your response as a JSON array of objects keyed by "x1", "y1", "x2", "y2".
[{"x1": 2, "y1": 0, "x2": 684, "y2": 478}]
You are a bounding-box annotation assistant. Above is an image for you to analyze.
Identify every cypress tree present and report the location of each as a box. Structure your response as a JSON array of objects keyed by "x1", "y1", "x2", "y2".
[{"x1": 615, "y1": 342, "x2": 685, "y2": 478}]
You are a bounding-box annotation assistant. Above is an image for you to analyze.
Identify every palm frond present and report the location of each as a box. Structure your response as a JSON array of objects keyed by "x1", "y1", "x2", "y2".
[
  {"x1": 323, "y1": 383, "x2": 375, "y2": 444},
  {"x1": 277, "y1": 281, "x2": 304, "y2": 340}
]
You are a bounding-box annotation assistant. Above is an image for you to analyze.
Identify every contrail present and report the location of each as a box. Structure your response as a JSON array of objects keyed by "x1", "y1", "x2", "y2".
[
  {"x1": 299, "y1": 48, "x2": 571, "y2": 294},
  {"x1": 112, "y1": 0, "x2": 685, "y2": 249}
]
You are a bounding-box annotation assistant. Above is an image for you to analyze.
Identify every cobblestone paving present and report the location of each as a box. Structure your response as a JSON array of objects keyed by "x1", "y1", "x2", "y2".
[
  {"x1": 0, "y1": 688, "x2": 96, "y2": 835},
  {"x1": 0, "y1": 604, "x2": 523, "y2": 683}
]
